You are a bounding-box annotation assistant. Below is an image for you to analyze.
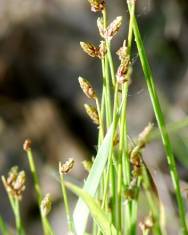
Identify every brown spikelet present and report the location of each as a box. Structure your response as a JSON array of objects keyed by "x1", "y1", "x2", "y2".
[
  {"x1": 41, "y1": 194, "x2": 52, "y2": 217},
  {"x1": 98, "y1": 41, "x2": 107, "y2": 59},
  {"x1": 105, "y1": 16, "x2": 123, "y2": 41},
  {"x1": 116, "y1": 56, "x2": 130, "y2": 84},
  {"x1": 84, "y1": 104, "x2": 99, "y2": 125},
  {"x1": 116, "y1": 40, "x2": 128, "y2": 62},
  {"x1": 2, "y1": 166, "x2": 26, "y2": 200},
  {"x1": 59, "y1": 158, "x2": 75, "y2": 175},
  {"x1": 88, "y1": 0, "x2": 105, "y2": 12},
  {"x1": 78, "y1": 77, "x2": 96, "y2": 99},
  {"x1": 80, "y1": 42, "x2": 99, "y2": 58}
]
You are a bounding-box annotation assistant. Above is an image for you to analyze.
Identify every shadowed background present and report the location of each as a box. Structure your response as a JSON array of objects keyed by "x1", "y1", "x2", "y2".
[{"x1": 0, "y1": 0, "x2": 188, "y2": 234}]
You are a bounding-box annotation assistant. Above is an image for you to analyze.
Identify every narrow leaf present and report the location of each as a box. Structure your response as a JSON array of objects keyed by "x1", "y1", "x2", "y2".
[
  {"x1": 65, "y1": 181, "x2": 117, "y2": 235},
  {"x1": 73, "y1": 100, "x2": 122, "y2": 234},
  {"x1": 73, "y1": 124, "x2": 114, "y2": 234}
]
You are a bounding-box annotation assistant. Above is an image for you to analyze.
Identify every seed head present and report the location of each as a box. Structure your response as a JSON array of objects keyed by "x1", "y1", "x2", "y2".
[
  {"x1": 2, "y1": 167, "x2": 26, "y2": 200},
  {"x1": 78, "y1": 77, "x2": 96, "y2": 99},
  {"x1": 116, "y1": 40, "x2": 128, "y2": 62},
  {"x1": 98, "y1": 41, "x2": 107, "y2": 59},
  {"x1": 97, "y1": 16, "x2": 123, "y2": 41},
  {"x1": 116, "y1": 56, "x2": 130, "y2": 84},
  {"x1": 41, "y1": 193, "x2": 52, "y2": 217},
  {"x1": 105, "y1": 16, "x2": 123, "y2": 41},
  {"x1": 84, "y1": 104, "x2": 99, "y2": 125},
  {"x1": 23, "y1": 139, "x2": 32, "y2": 151},
  {"x1": 80, "y1": 42, "x2": 99, "y2": 58},
  {"x1": 59, "y1": 158, "x2": 75, "y2": 175},
  {"x1": 88, "y1": 0, "x2": 105, "y2": 12}
]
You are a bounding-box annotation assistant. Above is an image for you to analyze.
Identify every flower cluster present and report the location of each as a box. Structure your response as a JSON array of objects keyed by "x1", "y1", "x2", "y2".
[{"x1": 2, "y1": 166, "x2": 26, "y2": 200}]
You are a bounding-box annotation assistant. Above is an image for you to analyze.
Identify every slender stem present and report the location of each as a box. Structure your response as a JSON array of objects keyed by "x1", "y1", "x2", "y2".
[
  {"x1": 117, "y1": 2, "x2": 135, "y2": 233},
  {"x1": 60, "y1": 173, "x2": 74, "y2": 233},
  {"x1": 127, "y1": 2, "x2": 188, "y2": 234},
  {"x1": 142, "y1": 166, "x2": 162, "y2": 235},
  {"x1": 27, "y1": 150, "x2": 42, "y2": 203},
  {"x1": 102, "y1": 9, "x2": 112, "y2": 127},
  {"x1": 25, "y1": 149, "x2": 48, "y2": 235},
  {"x1": 101, "y1": 83, "x2": 120, "y2": 209},
  {"x1": 106, "y1": 42, "x2": 116, "y2": 87},
  {"x1": 14, "y1": 199, "x2": 22, "y2": 235},
  {"x1": 42, "y1": 217, "x2": 55, "y2": 235},
  {"x1": 96, "y1": 97, "x2": 104, "y2": 141}
]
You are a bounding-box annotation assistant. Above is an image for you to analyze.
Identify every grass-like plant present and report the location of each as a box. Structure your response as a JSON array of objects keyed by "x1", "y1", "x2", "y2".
[{"x1": 0, "y1": 1, "x2": 188, "y2": 235}]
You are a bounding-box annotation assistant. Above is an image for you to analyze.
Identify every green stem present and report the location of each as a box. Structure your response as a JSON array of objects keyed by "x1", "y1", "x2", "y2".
[
  {"x1": 26, "y1": 149, "x2": 49, "y2": 235},
  {"x1": 60, "y1": 173, "x2": 74, "y2": 233},
  {"x1": 96, "y1": 97, "x2": 104, "y2": 141},
  {"x1": 7, "y1": 194, "x2": 24, "y2": 235},
  {"x1": 118, "y1": 2, "x2": 135, "y2": 234},
  {"x1": 106, "y1": 42, "x2": 116, "y2": 87},
  {"x1": 101, "y1": 83, "x2": 120, "y2": 209},
  {"x1": 27, "y1": 149, "x2": 42, "y2": 203},
  {"x1": 142, "y1": 166, "x2": 162, "y2": 235},
  {"x1": 127, "y1": 2, "x2": 188, "y2": 234},
  {"x1": 15, "y1": 199, "x2": 22, "y2": 235}
]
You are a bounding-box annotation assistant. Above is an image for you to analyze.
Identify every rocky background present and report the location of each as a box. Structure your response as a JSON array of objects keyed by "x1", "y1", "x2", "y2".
[{"x1": 0, "y1": 0, "x2": 188, "y2": 234}]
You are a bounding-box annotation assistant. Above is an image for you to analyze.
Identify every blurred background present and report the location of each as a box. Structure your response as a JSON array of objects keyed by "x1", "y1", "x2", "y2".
[{"x1": 0, "y1": 0, "x2": 188, "y2": 234}]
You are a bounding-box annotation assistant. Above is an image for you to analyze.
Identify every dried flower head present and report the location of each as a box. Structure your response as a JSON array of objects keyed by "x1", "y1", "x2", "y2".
[
  {"x1": 59, "y1": 158, "x2": 75, "y2": 175},
  {"x1": 138, "y1": 123, "x2": 154, "y2": 148},
  {"x1": 84, "y1": 104, "x2": 99, "y2": 125},
  {"x1": 41, "y1": 193, "x2": 52, "y2": 217},
  {"x1": 2, "y1": 166, "x2": 26, "y2": 200},
  {"x1": 78, "y1": 77, "x2": 96, "y2": 99},
  {"x1": 116, "y1": 40, "x2": 128, "y2": 62},
  {"x1": 88, "y1": 0, "x2": 105, "y2": 12},
  {"x1": 80, "y1": 42, "x2": 99, "y2": 58},
  {"x1": 98, "y1": 41, "x2": 107, "y2": 59},
  {"x1": 97, "y1": 16, "x2": 123, "y2": 41},
  {"x1": 116, "y1": 56, "x2": 130, "y2": 84},
  {"x1": 105, "y1": 16, "x2": 123, "y2": 41},
  {"x1": 23, "y1": 138, "x2": 32, "y2": 151}
]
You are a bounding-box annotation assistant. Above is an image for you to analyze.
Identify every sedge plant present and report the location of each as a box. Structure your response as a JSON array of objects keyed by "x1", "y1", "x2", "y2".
[{"x1": 0, "y1": 1, "x2": 188, "y2": 235}]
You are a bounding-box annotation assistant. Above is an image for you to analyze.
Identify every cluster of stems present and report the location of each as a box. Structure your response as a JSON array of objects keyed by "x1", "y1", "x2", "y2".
[{"x1": 77, "y1": 0, "x2": 188, "y2": 235}]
